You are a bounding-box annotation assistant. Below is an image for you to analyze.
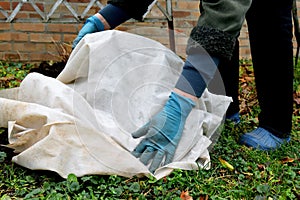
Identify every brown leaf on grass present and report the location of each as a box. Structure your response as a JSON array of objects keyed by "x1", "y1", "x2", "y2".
[
  {"x1": 0, "y1": 76, "x2": 15, "y2": 81},
  {"x1": 281, "y1": 157, "x2": 295, "y2": 164},
  {"x1": 294, "y1": 93, "x2": 300, "y2": 104},
  {"x1": 0, "y1": 76, "x2": 16, "y2": 88},
  {"x1": 257, "y1": 164, "x2": 265, "y2": 171},
  {"x1": 199, "y1": 195, "x2": 209, "y2": 200},
  {"x1": 180, "y1": 191, "x2": 193, "y2": 200},
  {"x1": 244, "y1": 76, "x2": 254, "y2": 82},
  {"x1": 293, "y1": 89, "x2": 300, "y2": 104}
]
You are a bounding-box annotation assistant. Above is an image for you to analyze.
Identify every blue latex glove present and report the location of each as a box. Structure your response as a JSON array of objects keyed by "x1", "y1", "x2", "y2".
[
  {"x1": 72, "y1": 15, "x2": 104, "y2": 49},
  {"x1": 131, "y1": 92, "x2": 195, "y2": 173}
]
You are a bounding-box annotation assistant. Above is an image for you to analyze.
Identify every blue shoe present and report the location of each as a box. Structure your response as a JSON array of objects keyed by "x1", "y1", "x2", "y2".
[
  {"x1": 240, "y1": 127, "x2": 291, "y2": 151},
  {"x1": 226, "y1": 112, "x2": 240, "y2": 124}
]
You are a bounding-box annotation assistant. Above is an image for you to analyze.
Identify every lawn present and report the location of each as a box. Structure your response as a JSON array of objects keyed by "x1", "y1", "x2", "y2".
[{"x1": 0, "y1": 60, "x2": 299, "y2": 200}]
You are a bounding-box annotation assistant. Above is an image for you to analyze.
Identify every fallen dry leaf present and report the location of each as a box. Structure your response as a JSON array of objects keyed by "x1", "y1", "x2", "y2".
[
  {"x1": 180, "y1": 191, "x2": 193, "y2": 200},
  {"x1": 257, "y1": 164, "x2": 266, "y2": 171},
  {"x1": 244, "y1": 76, "x2": 254, "y2": 81},
  {"x1": 294, "y1": 97, "x2": 300, "y2": 104},
  {"x1": 199, "y1": 195, "x2": 209, "y2": 200},
  {"x1": 281, "y1": 157, "x2": 295, "y2": 164}
]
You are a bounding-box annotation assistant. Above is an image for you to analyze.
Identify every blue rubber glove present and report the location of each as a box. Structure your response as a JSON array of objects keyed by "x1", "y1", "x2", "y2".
[
  {"x1": 131, "y1": 92, "x2": 195, "y2": 173},
  {"x1": 72, "y1": 15, "x2": 104, "y2": 49}
]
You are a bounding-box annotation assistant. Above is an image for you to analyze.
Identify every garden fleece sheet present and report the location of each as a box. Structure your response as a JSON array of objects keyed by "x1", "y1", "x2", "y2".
[{"x1": 0, "y1": 30, "x2": 231, "y2": 180}]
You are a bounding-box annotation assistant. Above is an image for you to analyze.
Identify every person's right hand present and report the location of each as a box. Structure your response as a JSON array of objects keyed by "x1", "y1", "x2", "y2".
[
  {"x1": 131, "y1": 92, "x2": 195, "y2": 173},
  {"x1": 72, "y1": 15, "x2": 104, "y2": 49}
]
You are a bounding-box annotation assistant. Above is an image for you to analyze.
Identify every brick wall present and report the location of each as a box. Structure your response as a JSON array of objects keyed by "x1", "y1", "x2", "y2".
[{"x1": 0, "y1": 0, "x2": 298, "y2": 62}]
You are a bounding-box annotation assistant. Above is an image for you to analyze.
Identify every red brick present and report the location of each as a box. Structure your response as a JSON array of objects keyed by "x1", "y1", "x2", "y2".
[
  {"x1": 57, "y1": 5, "x2": 70, "y2": 13},
  {"x1": 77, "y1": 5, "x2": 99, "y2": 14},
  {"x1": 174, "y1": 36, "x2": 188, "y2": 45},
  {"x1": 4, "y1": 53, "x2": 20, "y2": 60},
  {"x1": 63, "y1": 33, "x2": 76, "y2": 43},
  {"x1": 239, "y1": 48, "x2": 251, "y2": 59},
  {"x1": 0, "y1": 23, "x2": 11, "y2": 30},
  {"x1": 47, "y1": 24, "x2": 77, "y2": 33},
  {"x1": 19, "y1": 53, "x2": 31, "y2": 61},
  {"x1": 173, "y1": 10, "x2": 191, "y2": 18},
  {"x1": 13, "y1": 23, "x2": 45, "y2": 32},
  {"x1": 14, "y1": 43, "x2": 45, "y2": 52},
  {"x1": 173, "y1": 28, "x2": 192, "y2": 38},
  {"x1": 0, "y1": 2, "x2": 10, "y2": 10},
  {"x1": 190, "y1": 11, "x2": 200, "y2": 18},
  {"x1": 30, "y1": 33, "x2": 61, "y2": 43},
  {"x1": 45, "y1": 42, "x2": 72, "y2": 56},
  {"x1": 30, "y1": 53, "x2": 61, "y2": 62},
  {"x1": 0, "y1": 52, "x2": 4, "y2": 60},
  {"x1": 174, "y1": 19, "x2": 197, "y2": 28},
  {"x1": 12, "y1": 2, "x2": 44, "y2": 12},
  {"x1": 239, "y1": 38, "x2": 250, "y2": 47},
  {"x1": 67, "y1": 0, "x2": 91, "y2": 3},
  {"x1": 177, "y1": 1, "x2": 199, "y2": 10},
  {"x1": 29, "y1": 13, "x2": 44, "y2": 19},
  {"x1": 11, "y1": 32, "x2": 29, "y2": 42},
  {"x1": 62, "y1": 14, "x2": 76, "y2": 19},
  {"x1": 45, "y1": 43, "x2": 58, "y2": 53},
  {"x1": 0, "y1": 42, "x2": 11, "y2": 51},
  {"x1": 0, "y1": 52, "x2": 30, "y2": 62},
  {"x1": 0, "y1": 32, "x2": 11, "y2": 41},
  {"x1": 15, "y1": 12, "x2": 29, "y2": 20}
]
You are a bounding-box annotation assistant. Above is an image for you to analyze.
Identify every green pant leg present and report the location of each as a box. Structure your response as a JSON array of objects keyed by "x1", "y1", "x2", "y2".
[{"x1": 187, "y1": 0, "x2": 252, "y2": 59}]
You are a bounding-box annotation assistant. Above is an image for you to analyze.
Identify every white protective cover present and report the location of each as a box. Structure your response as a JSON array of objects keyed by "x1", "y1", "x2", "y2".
[{"x1": 0, "y1": 30, "x2": 231, "y2": 180}]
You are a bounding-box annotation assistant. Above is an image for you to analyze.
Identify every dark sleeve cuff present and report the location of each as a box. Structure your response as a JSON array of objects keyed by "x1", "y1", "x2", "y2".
[
  {"x1": 107, "y1": 0, "x2": 155, "y2": 20},
  {"x1": 99, "y1": 4, "x2": 130, "y2": 29},
  {"x1": 175, "y1": 60, "x2": 207, "y2": 98}
]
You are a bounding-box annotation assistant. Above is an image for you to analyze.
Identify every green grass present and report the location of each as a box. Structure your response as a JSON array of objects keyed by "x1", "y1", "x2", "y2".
[{"x1": 0, "y1": 60, "x2": 299, "y2": 199}]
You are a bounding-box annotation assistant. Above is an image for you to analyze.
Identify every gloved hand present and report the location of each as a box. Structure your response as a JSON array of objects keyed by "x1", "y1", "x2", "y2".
[
  {"x1": 72, "y1": 15, "x2": 104, "y2": 49},
  {"x1": 131, "y1": 92, "x2": 195, "y2": 173}
]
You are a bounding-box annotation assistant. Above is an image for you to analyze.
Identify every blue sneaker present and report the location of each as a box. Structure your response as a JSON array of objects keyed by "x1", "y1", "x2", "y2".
[
  {"x1": 226, "y1": 112, "x2": 240, "y2": 124},
  {"x1": 240, "y1": 127, "x2": 291, "y2": 151}
]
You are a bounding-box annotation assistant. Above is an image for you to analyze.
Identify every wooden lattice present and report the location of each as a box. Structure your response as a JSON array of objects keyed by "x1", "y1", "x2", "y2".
[{"x1": 0, "y1": 0, "x2": 172, "y2": 23}]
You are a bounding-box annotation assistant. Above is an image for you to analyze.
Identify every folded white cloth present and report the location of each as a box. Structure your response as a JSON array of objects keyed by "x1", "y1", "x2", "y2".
[{"x1": 0, "y1": 30, "x2": 231, "y2": 179}]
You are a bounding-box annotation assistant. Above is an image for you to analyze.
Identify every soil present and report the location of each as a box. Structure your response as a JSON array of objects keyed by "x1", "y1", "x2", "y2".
[
  {"x1": 0, "y1": 129, "x2": 16, "y2": 163},
  {"x1": 29, "y1": 61, "x2": 67, "y2": 78}
]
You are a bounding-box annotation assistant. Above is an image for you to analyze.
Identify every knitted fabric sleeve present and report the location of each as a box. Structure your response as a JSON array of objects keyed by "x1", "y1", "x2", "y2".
[{"x1": 187, "y1": 0, "x2": 252, "y2": 59}]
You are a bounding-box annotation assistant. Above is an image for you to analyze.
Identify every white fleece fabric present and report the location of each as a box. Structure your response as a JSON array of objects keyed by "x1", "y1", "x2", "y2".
[{"x1": 0, "y1": 30, "x2": 231, "y2": 179}]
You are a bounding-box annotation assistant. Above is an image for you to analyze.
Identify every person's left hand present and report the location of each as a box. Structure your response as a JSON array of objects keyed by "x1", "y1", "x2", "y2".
[{"x1": 131, "y1": 92, "x2": 195, "y2": 173}]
